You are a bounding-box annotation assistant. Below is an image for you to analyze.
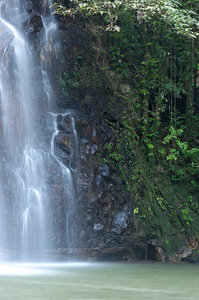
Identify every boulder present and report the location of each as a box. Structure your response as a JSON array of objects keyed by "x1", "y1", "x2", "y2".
[
  {"x1": 171, "y1": 245, "x2": 192, "y2": 261},
  {"x1": 22, "y1": 15, "x2": 43, "y2": 34},
  {"x1": 111, "y1": 211, "x2": 129, "y2": 234},
  {"x1": 99, "y1": 163, "x2": 109, "y2": 177},
  {"x1": 188, "y1": 250, "x2": 199, "y2": 263}
]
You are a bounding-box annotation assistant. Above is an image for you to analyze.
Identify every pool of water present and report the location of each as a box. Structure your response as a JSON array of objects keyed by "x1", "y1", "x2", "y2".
[{"x1": 0, "y1": 262, "x2": 198, "y2": 299}]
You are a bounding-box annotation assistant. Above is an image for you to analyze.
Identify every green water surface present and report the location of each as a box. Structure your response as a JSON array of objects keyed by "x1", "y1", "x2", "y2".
[{"x1": 0, "y1": 262, "x2": 198, "y2": 300}]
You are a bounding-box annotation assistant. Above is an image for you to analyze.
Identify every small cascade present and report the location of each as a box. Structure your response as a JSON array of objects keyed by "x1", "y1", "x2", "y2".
[
  {"x1": 42, "y1": 0, "x2": 53, "y2": 16},
  {"x1": 41, "y1": 0, "x2": 59, "y2": 111},
  {"x1": 50, "y1": 113, "x2": 77, "y2": 251},
  {"x1": 42, "y1": 70, "x2": 54, "y2": 109},
  {"x1": 70, "y1": 117, "x2": 78, "y2": 172}
]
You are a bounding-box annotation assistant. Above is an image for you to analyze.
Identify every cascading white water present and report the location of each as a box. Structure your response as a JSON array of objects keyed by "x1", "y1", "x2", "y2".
[
  {"x1": 41, "y1": 0, "x2": 59, "y2": 111},
  {"x1": 0, "y1": 0, "x2": 47, "y2": 259},
  {"x1": 0, "y1": 0, "x2": 77, "y2": 260},
  {"x1": 41, "y1": 0, "x2": 77, "y2": 252},
  {"x1": 50, "y1": 112, "x2": 77, "y2": 251}
]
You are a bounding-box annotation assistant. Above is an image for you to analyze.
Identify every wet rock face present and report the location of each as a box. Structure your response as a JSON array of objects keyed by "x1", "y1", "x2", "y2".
[
  {"x1": 22, "y1": 15, "x2": 43, "y2": 34},
  {"x1": 171, "y1": 244, "x2": 193, "y2": 262},
  {"x1": 53, "y1": 104, "x2": 135, "y2": 260},
  {"x1": 23, "y1": 0, "x2": 34, "y2": 13},
  {"x1": 34, "y1": 6, "x2": 137, "y2": 260}
]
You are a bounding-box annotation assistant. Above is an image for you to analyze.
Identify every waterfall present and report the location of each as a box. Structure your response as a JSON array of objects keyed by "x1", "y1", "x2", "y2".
[{"x1": 0, "y1": 0, "x2": 77, "y2": 260}]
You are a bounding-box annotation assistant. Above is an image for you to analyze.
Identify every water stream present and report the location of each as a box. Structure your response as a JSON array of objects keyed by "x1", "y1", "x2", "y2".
[
  {"x1": 0, "y1": 0, "x2": 77, "y2": 260},
  {"x1": 50, "y1": 112, "x2": 76, "y2": 251}
]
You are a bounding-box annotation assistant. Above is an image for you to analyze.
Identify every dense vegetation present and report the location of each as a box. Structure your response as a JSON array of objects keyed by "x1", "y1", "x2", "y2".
[{"x1": 54, "y1": 0, "x2": 199, "y2": 254}]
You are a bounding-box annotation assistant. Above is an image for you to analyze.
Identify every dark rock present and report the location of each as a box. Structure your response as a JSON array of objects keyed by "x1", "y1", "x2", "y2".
[
  {"x1": 22, "y1": 15, "x2": 43, "y2": 34},
  {"x1": 111, "y1": 211, "x2": 129, "y2": 234},
  {"x1": 149, "y1": 240, "x2": 167, "y2": 262},
  {"x1": 91, "y1": 142, "x2": 98, "y2": 154},
  {"x1": 170, "y1": 245, "x2": 192, "y2": 261},
  {"x1": 187, "y1": 250, "x2": 199, "y2": 263},
  {"x1": 188, "y1": 258, "x2": 199, "y2": 263},
  {"x1": 57, "y1": 115, "x2": 73, "y2": 133},
  {"x1": 94, "y1": 223, "x2": 104, "y2": 231},
  {"x1": 99, "y1": 193, "x2": 112, "y2": 212},
  {"x1": 103, "y1": 105, "x2": 119, "y2": 122},
  {"x1": 54, "y1": 135, "x2": 71, "y2": 155},
  {"x1": 99, "y1": 163, "x2": 109, "y2": 177},
  {"x1": 96, "y1": 174, "x2": 102, "y2": 186},
  {"x1": 60, "y1": 135, "x2": 70, "y2": 149},
  {"x1": 23, "y1": 1, "x2": 34, "y2": 13},
  {"x1": 111, "y1": 177, "x2": 122, "y2": 189},
  {"x1": 79, "y1": 230, "x2": 86, "y2": 238},
  {"x1": 80, "y1": 137, "x2": 89, "y2": 144},
  {"x1": 79, "y1": 144, "x2": 90, "y2": 161},
  {"x1": 117, "y1": 195, "x2": 127, "y2": 206}
]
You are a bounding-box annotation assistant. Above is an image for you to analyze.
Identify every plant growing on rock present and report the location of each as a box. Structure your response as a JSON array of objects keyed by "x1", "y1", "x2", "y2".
[{"x1": 53, "y1": 0, "x2": 199, "y2": 253}]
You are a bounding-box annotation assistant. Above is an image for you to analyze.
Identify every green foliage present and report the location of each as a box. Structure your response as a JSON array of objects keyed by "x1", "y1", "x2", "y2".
[
  {"x1": 54, "y1": 0, "x2": 199, "y2": 243},
  {"x1": 59, "y1": 72, "x2": 70, "y2": 94},
  {"x1": 59, "y1": 67, "x2": 80, "y2": 90},
  {"x1": 53, "y1": 0, "x2": 199, "y2": 37}
]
